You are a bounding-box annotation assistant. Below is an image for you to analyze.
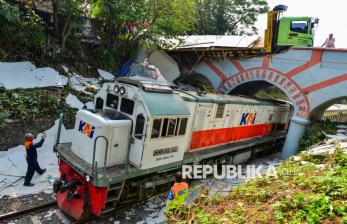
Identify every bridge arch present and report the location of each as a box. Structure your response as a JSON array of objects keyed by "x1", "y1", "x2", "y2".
[
  {"x1": 310, "y1": 96, "x2": 347, "y2": 121},
  {"x1": 179, "y1": 47, "x2": 347, "y2": 159},
  {"x1": 220, "y1": 67, "x2": 310, "y2": 119}
]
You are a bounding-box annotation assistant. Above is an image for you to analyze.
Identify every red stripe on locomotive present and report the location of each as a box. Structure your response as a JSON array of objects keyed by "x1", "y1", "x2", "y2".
[{"x1": 190, "y1": 123, "x2": 272, "y2": 150}]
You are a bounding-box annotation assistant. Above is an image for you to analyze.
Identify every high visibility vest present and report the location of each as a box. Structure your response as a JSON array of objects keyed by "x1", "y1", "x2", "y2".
[
  {"x1": 24, "y1": 140, "x2": 33, "y2": 150},
  {"x1": 171, "y1": 182, "x2": 189, "y2": 200}
]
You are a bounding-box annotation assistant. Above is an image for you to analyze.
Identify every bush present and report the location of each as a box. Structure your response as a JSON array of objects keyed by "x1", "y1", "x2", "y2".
[
  {"x1": 0, "y1": 1, "x2": 45, "y2": 54},
  {"x1": 95, "y1": 47, "x2": 122, "y2": 72},
  {"x1": 299, "y1": 121, "x2": 337, "y2": 151}
]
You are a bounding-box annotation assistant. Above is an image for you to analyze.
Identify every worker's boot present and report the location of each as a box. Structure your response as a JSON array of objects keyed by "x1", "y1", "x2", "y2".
[
  {"x1": 23, "y1": 183, "x2": 35, "y2": 187},
  {"x1": 39, "y1": 168, "x2": 47, "y2": 175}
]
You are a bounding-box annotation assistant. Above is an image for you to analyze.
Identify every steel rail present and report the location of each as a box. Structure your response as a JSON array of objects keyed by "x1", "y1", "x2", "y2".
[{"x1": 0, "y1": 201, "x2": 57, "y2": 221}]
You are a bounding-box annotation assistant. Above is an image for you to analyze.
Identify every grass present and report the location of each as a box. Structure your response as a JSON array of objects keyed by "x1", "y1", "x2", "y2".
[{"x1": 166, "y1": 134, "x2": 347, "y2": 223}]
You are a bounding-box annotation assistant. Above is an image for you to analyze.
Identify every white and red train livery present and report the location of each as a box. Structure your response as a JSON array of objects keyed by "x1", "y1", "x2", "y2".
[{"x1": 54, "y1": 77, "x2": 291, "y2": 219}]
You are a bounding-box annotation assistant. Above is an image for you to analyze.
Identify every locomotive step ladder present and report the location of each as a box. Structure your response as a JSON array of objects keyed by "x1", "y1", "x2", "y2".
[{"x1": 102, "y1": 181, "x2": 126, "y2": 214}]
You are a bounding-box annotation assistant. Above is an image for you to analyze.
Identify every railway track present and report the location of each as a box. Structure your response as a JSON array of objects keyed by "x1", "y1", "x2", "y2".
[
  {"x1": 0, "y1": 201, "x2": 57, "y2": 222},
  {"x1": 0, "y1": 196, "x2": 162, "y2": 224}
]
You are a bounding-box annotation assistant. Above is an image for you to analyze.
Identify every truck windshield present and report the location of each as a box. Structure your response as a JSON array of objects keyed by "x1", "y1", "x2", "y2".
[{"x1": 291, "y1": 21, "x2": 308, "y2": 34}]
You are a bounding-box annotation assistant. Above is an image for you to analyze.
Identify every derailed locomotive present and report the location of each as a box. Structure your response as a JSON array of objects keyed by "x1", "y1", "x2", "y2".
[{"x1": 53, "y1": 77, "x2": 291, "y2": 219}]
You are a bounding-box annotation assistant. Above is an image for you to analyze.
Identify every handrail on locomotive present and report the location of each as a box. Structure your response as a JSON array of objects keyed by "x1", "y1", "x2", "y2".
[{"x1": 92, "y1": 135, "x2": 109, "y2": 178}]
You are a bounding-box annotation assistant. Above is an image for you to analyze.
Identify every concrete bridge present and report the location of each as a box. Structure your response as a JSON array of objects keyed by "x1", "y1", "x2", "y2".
[{"x1": 179, "y1": 47, "x2": 347, "y2": 159}]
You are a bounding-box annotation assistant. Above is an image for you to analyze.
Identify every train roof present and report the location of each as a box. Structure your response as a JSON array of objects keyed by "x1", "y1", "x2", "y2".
[
  {"x1": 138, "y1": 91, "x2": 191, "y2": 116},
  {"x1": 177, "y1": 91, "x2": 289, "y2": 106},
  {"x1": 116, "y1": 77, "x2": 289, "y2": 110},
  {"x1": 116, "y1": 77, "x2": 191, "y2": 116},
  {"x1": 326, "y1": 104, "x2": 347, "y2": 112}
]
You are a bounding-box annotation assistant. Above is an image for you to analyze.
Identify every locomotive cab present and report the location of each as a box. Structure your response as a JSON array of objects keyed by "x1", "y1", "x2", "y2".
[
  {"x1": 94, "y1": 77, "x2": 191, "y2": 170},
  {"x1": 71, "y1": 109, "x2": 132, "y2": 167}
]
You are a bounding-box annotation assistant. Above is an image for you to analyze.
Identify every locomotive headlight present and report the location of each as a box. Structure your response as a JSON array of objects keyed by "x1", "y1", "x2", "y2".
[
  {"x1": 114, "y1": 85, "x2": 120, "y2": 93},
  {"x1": 119, "y1": 86, "x2": 126, "y2": 95},
  {"x1": 85, "y1": 175, "x2": 91, "y2": 182}
]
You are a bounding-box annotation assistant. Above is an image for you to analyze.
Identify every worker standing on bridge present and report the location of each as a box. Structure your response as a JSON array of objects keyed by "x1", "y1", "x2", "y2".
[
  {"x1": 166, "y1": 171, "x2": 189, "y2": 209},
  {"x1": 23, "y1": 132, "x2": 47, "y2": 187},
  {"x1": 322, "y1": 34, "x2": 335, "y2": 48}
]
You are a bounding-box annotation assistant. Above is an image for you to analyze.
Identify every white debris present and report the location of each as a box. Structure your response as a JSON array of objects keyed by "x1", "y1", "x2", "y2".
[
  {"x1": 305, "y1": 124, "x2": 347, "y2": 157},
  {"x1": 68, "y1": 73, "x2": 100, "y2": 92},
  {"x1": 322, "y1": 131, "x2": 347, "y2": 141},
  {"x1": 144, "y1": 208, "x2": 156, "y2": 212},
  {"x1": 336, "y1": 125, "x2": 347, "y2": 129},
  {"x1": 0, "y1": 120, "x2": 73, "y2": 197},
  {"x1": 148, "y1": 50, "x2": 180, "y2": 82},
  {"x1": 66, "y1": 94, "x2": 84, "y2": 109},
  {"x1": 309, "y1": 144, "x2": 335, "y2": 156},
  {"x1": 62, "y1": 66, "x2": 69, "y2": 74},
  {"x1": 44, "y1": 210, "x2": 55, "y2": 218},
  {"x1": 98, "y1": 69, "x2": 114, "y2": 80},
  {"x1": 315, "y1": 164, "x2": 325, "y2": 169},
  {"x1": 113, "y1": 221, "x2": 120, "y2": 224},
  {"x1": 29, "y1": 215, "x2": 42, "y2": 224},
  {"x1": 55, "y1": 209, "x2": 71, "y2": 224},
  {"x1": 85, "y1": 101, "x2": 94, "y2": 109},
  {"x1": 292, "y1": 156, "x2": 301, "y2": 161},
  {"x1": 0, "y1": 62, "x2": 68, "y2": 89}
]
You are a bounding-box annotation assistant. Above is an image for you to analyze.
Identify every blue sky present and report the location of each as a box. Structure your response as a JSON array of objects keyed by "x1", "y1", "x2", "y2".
[{"x1": 256, "y1": 0, "x2": 345, "y2": 48}]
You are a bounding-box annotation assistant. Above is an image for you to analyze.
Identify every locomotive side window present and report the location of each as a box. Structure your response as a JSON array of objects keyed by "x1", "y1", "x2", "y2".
[
  {"x1": 167, "y1": 119, "x2": 177, "y2": 136},
  {"x1": 106, "y1": 94, "x2": 118, "y2": 109},
  {"x1": 95, "y1": 97, "x2": 104, "y2": 109},
  {"x1": 134, "y1": 114, "x2": 145, "y2": 140},
  {"x1": 179, "y1": 118, "x2": 188, "y2": 135},
  {"x1": 120, "y1": 98, "x2": 134, "y2": 115},
  {"x1": 151, "y1": 119, "x2": 162, "y2": 138},
  {"x1": 174, "y1": 118, "x2": 180, "y2": 135},
  {"x1": 161, "y1": 118, "x2": 169, "y2": 137},
  {"x1": 216, "y1": 104, "x2": 225, "y2": 118}
]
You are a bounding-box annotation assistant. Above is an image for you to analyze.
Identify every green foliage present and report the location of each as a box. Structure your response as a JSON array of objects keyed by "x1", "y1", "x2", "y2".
[
  {"x1": 274, "y1": 193, "x2": 345, "y2": 223},
  {"x1": 54, "y1": 0, "x2": 85, "y2": 50},
  {"x1": 166, "y1": 147, "x2": 346, "y2": 223},
  {"x1": 299, "y1": 120, "x2": 337, "y2": 151},
  {"x1": 195, "y1": 0, "x2": 269, "y2": 35},
  {"x1": 90, "y1": 0, "x2": 196, "y2": 55},
  {"x1": 255, "y1": 86, "x2": 289, "y2": 100},
  {"x1": 94, "y1": 48, "x2": 122, "y2": 72},
  {"x1": 0, "y1": 88, "x2": 77, "y2": 125},
  {"x1": 0, "y1": 0, "x2": 45, "y2": 53},
  {"x1": 0, "y1": 111, "x2": 9, "y2": 130}
]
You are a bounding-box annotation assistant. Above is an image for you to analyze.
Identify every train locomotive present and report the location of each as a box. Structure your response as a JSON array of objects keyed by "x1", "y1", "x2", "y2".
[{"x1": 53, "y1": 77, "x2": 291, "y2": 220}]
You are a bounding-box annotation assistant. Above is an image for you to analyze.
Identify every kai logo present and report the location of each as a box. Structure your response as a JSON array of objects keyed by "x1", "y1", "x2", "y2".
[
  {"x1": 78, "y1": 120, "x2": 95, "y2": 139},
  {"x1": 240, "y1": 113, "x2": 257, "y2": 125}
]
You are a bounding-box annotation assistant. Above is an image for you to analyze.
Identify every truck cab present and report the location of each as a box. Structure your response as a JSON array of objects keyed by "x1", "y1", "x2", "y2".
[
  {"x1": 264, "y1": 5, "x2": 319, "y2": 53},
  {"x1": 277, "y1": 16, "x2": 317, "y2": 47}
]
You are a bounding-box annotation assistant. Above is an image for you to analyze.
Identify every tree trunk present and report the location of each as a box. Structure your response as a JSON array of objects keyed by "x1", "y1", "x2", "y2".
[
  {"x1": 61, "y1": 18, "x2": 72, "y2": 51},
  {"x1": 52, "y1": 0, "x2": 59, "y2": 38}
]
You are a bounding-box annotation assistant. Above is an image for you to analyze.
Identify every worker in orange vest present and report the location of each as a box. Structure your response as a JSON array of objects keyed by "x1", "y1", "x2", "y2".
[
  {"x1": 167, "y1": 171, "x2": 189, "y2": 208},
  {"x1": 23, "y1": 132, "x2": 47, "y2": 187}
]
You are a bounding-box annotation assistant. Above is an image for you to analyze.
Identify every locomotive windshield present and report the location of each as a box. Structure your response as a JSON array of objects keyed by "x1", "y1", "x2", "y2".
[
  {"x1": 120, "y1": 98, "x2": 135, "y2": 115},
  {"x1": 106, "y1": 93, "x2": 119, "y2": 109}
]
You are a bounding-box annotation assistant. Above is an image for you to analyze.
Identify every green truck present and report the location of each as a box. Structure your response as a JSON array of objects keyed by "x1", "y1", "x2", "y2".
[{"x1": 264, "y1": 5, "x2": 319, "y2": 53}]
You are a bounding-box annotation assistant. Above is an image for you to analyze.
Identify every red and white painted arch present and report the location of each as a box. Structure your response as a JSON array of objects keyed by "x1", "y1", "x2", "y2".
[{"x1": 189, "y1": 47, "x2": 347, "y2": 120}]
